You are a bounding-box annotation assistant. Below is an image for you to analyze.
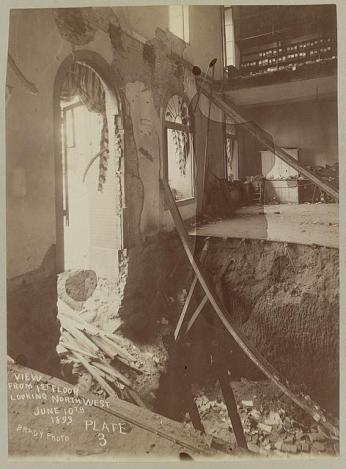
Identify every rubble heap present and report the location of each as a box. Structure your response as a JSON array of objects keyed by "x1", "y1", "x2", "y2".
[
  {"x1": 194, "y1": 381, "x2": 339, "y2": 457},
  {"x1": 58, "y1": 302, "x2": 145, "y2": 406}
]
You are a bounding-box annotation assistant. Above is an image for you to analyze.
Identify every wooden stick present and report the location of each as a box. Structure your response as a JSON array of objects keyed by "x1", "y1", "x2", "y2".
[
  {"x1": 91, "y1": 362, "x2": 117, "y2": 383},
  {"x1": 72, "y1": 352, "x2": 118, "y2": 400},
  {"x1": 217, "y1": 363, "x2": 248, "y2": 450},
  {"x1": 161, "y1": 178, "x2": 339, "y2": 437},
  {"x1": 88, "y1": 335, "x2": 118, "y2": 360},
  {"x1": 116, "y1": 356, "x2": 144, "y2": 373},
  {"x1": 185, "y1": 295, "x2": 208, "y2": 334},
  {"x1": 60, "y1": 338, "x2": 99, "y2": 360},
  {"x1": 60, "y1": 307, "x2": 123, "y2": 341},
  {"x1": 92, "y1": 361, "x2": 131, "y2": 387},
  {"x1": 127, "y1": 389, "x2": 147, "y2": 408},
  {"x1": 174, "y1": 239, "x2": 210, "y2": 341},
  {"x1": 60, "y1": 319, "x2": 99, "y2": 354},
  {"x1": 61, "y1": 329, "x2": 101, "y2": 357},
  {"x1": 101, "y1": 336, "x2": 135, "y2": 362},
  {"x1": 60, "y1": 308, "x2": 107, "y2": 337}
]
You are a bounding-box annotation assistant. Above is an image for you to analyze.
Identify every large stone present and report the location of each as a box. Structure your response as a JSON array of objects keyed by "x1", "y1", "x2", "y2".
[{"x1": 64, "y1": 270, "x2": 97, "y2": 302}]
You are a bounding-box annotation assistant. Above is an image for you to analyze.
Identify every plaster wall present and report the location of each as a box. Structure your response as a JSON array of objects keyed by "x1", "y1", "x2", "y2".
[
  {"x1": 6, "y1": 6, "x2": 224, "y2": 280},
  {"x1": 6, "y1": 6, "x2": 224, "y2": 371}
]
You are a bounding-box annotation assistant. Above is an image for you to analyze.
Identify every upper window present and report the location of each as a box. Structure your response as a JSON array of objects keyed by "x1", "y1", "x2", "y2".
[
  {"x1": 169, "y1": 5, "x2": 190, "y2": 43},
  {"x1": 164, "y1": 95, "x2": 194, "y2": 202},
  {"x1": 224, "y1": 7, "x2": 235, "y2": 66}
]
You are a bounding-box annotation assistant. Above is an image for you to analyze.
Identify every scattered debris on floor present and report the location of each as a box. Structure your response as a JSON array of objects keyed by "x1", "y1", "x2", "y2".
[
  {"x1": 306, "y1": 162, "x2": 338, "y2": 186},
  {"x1": 193, "y1": 380, "x2": 339, "y2": 456}
]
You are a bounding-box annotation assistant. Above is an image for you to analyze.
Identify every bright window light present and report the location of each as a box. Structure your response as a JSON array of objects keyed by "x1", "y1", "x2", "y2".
[
  {"x1": 169, "y1": 5, "x2": 189, "y2": 43},
  {"x1": 224, "y1": 7, "x2": 235, "y2": 66}
]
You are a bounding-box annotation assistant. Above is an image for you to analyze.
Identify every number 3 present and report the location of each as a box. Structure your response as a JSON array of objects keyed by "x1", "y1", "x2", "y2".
[{"x1": 97, "y1": 432, "x2": 107, "y2": 447}]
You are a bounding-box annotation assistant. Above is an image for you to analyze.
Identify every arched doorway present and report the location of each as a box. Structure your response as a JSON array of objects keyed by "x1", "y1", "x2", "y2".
[{"x1": 54, "y1": 53, "x2": 125, "y2": 284}]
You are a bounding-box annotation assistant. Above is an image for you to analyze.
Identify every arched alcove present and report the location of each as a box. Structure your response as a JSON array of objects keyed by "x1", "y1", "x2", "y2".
[{"x1": 54, "y1": 51, "x2": 126, "y2": 283}]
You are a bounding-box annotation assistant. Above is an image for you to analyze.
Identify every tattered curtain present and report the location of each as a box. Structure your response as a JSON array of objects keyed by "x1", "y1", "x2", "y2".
[{"x1": 60, "y1": 61, "x2": 109, "y2": 191}]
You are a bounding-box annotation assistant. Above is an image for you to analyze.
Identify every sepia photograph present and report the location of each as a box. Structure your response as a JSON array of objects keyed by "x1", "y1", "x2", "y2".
[{"x1": 4, "y1": 1, "x2": 341, "y2": 462}]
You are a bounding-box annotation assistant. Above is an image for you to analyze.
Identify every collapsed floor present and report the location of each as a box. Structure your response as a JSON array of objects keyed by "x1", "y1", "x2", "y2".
[{"x1": 53, "y1": 230, "x2": 339, "y2": 457}]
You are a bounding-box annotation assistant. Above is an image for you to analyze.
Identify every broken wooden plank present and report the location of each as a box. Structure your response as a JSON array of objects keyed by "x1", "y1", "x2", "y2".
[
  {"x1": 91, "y1": 362, "x2": 117, "y2": 383},
  {"x1": 89, "y1": 333, "x2": 135, "y2": 363},
  {"x1": 61, "y1": 329, "x2": 101, "y2": 359},
  {"x1": 91, "y1": 360, "x2": 131, "y2": 387},
  {"x1": 185, "y1": 256, "x2": 233, "y2": 333},
  {"x1": 161, "y1": 177, "x2": 339, "y2": 437},
  {"x1": 60, "y1": 333, "x2": 99, "y2": 360},
  {"x1": 116, "y1": 356, "x2": 144, "y2": 373},
  {"x1": 59, "y1": 302, "x2": 123, "y2": 339},
  {"x1": 197, "y1": 80, "x2": 339, "y2": 201},
  {"x1": 88, "y1": 334, "x2": 118, "y2": 360},
  {"x1": 127, "y1": 388, "x2": 147, "y2": 408},
  {"x1": 185, "y1": 295, "x2": 208, "y2": 334},
  {"x1": 59, "y1": 309, "x2": 104, "y2": 336},
  {"x1": 174, "y1": 239, "x2": 210, "y2": 340},
  {"x1": 60, "y1": 318, "x2": 100, "y2": 354},
  {"x1": 72, "y1": 352, "x2": 118, "y2": 400},
  {"x1": 101, "y1": 335, "x2": 135, "y2": 362},
  {"x1": 212, "y1": 347, "x2": 248, "y2": 450}
]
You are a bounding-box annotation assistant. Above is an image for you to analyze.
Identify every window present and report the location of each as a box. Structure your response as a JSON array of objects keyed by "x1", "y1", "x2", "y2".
[
  {"x1": 169, "y1": 5, "x2": 189, "y2": 43},
  {"x1": 225, "y1": 118, "x2": 239, "y2": 181},
  {"x1": 164, "y1": 95, "x2": 194, "y2": 202},
  {"x1": 224, "y1": 7, "x2": 235, "y2": 66}
]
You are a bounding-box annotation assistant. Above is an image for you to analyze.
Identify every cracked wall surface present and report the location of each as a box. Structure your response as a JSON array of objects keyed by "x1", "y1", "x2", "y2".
[{"x1": 6, "y1": 6, "x2": 224, "y2": 371}]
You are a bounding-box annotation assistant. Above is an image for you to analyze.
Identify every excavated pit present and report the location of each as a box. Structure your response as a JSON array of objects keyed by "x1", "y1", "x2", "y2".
[
  {"x1": 154, "y1": 235, "x2": 339, "y2": 455},
  {"x1": 56, "y1": 233, "x2": 339, "y2": 436},
  {"x1": 183, "y1": 236, "x2": 339, "y2": 415}
]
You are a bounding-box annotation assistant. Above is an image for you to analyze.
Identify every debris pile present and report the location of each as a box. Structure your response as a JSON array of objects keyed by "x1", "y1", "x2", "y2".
[
  {"x1": 194, "y1": 383, "x2": 339, "y2": 457},
  {"x1": 238, "y1": 401, "x2": 338, "y2": 456},
  {"x1": 305, "y1": 162, "x2": 339, "y2": 186},
  {"x1": 57, "y1": 301, "x2": 148, "y2": 406}
]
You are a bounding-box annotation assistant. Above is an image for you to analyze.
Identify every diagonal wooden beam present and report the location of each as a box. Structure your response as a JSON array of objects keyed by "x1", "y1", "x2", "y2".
[
  {"x1": 185, "y1": 256, "x2": 233, "y2": 334},
  {"x1": 161, "y1": 178, "x2": 338, "y2": 437},
  {"x1": 174, "y1": 239, "x2": 210, "y2": 341},
  {"x1": 185, "y1": 295, "x2": 208, "y2": 334}
]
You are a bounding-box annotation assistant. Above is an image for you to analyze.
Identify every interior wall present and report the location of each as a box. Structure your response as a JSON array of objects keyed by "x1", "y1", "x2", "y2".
[
  {"x1": 6, "y1": 6, "x2": 224, "y2": 281},
  {"x1": 6, "y1": 6, "x2": 224, "y2": 370},
  {"x1": 113, "y1": 5, "x2": 225, "y2": 80},
  {"x1": 238, "y1": 98, "x2": 338, "y2": 178}
]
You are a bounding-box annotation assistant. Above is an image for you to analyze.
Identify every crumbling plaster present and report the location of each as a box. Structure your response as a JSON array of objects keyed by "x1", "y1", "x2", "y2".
[
  {"x1": 7, "y1": 6, "x2": 224, "y2": 280},
  {"x1": 6, "y1": 6, "x2": 225, "y2": 372}
]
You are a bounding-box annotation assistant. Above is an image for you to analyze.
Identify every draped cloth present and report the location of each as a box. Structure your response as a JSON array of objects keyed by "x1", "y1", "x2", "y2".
[{"x1": 61, "y1": 62, "x2": 109, "y2": 192}]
